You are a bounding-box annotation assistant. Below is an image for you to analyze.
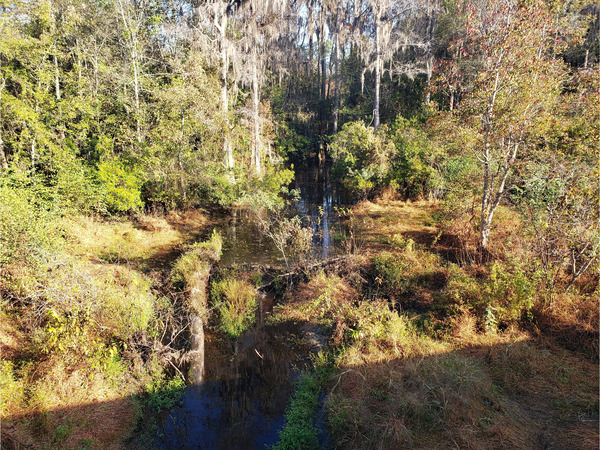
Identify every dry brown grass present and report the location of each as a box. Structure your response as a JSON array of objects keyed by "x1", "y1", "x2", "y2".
[
  {"x1": 1, "y1": 336, "x2": 139, "y2": 449},
  {"x1": 322, "y1": 197, "x2": 599, "y2": 449},
  {"x1": 329, "y1": 319, "x2": 599, "y2": 449},
  {"x1": 1, "y1": 210, "x2": 212, "y2": 449},
  {"x1": 0, "y1": 313, "x2": 23, "y2": 362},
  {"x1": 329, "y1": 342, "x2": 536, "y2": 449},
  {"x1": 62, "y1": 215, "x2": 182, "y2": 264},
  {"x1": 533, "y1": 291, "x2": 599, "y2": 358},
  {"x1": 350, "y1": 199, "x2": 439, "y2": 253},
  {"x1": 61, "y1": 209, "x2": 209, "y2": 268}
]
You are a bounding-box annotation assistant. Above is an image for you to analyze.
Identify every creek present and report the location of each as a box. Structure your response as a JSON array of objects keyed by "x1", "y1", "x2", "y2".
[
  {"x1": 152, "y1": 160, "x2": 345, "y2": 449},
  {"x1": 217, "y1": 159, "x2": 347, "y2": 267}
]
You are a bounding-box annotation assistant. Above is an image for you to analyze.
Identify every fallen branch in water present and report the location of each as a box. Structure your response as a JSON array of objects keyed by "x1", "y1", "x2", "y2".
[{"x1": 256, "y1": 256, "x2": 350, "y2": 290}]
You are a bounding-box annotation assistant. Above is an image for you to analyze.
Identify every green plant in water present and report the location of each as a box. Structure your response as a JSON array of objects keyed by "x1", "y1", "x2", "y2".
[
  {"x1": 212, "y1": 278, "x2": 258, "y2": 339},
  {"x1": 142, "y1": 375, "x2": 186, "y2": 413}
]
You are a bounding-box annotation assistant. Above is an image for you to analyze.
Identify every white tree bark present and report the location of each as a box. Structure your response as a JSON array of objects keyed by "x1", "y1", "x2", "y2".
[{"x1": 251, "y1": 49, "x2": 261, "y2": 176}]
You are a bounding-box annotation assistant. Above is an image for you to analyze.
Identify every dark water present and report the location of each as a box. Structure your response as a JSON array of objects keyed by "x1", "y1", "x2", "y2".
[
  {"x1": 292, "y1": 160, "x2": 347, "y2": 259},
  {"x1": 154, "y1": 320, "x2": 309, "y2": 449},
  {"x1": 153, "y1": 160, "x2": 341, "y2": 449},
  {"x1": 218, "y1": 160, "x2": 346, "y2": 266}
]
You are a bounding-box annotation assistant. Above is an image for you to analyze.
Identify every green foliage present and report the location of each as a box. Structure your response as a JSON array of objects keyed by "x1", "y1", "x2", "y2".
[
  {"x1": 53, "y1": 420, "x2": 73, "y2": 444},
  {"x1": 329, "y1": 121, "x2": 395, "y2": 197},
  {"x1": 0, "y1": 360, "x2": 25, "y2": 415},
  {"x1": 33, "y1": 261, "x2": 157, "y2": 342},
  {"x1": 142, "y1": 374, "x2": 186, "y2": 413},
  {"x1": 390, "y1": 117, "x2": 440, "y2": 199},
  {"x1": 98, "y1": 157, "x2": 143, "y2": 212},
  {"x1": 211, "y1": 276, "x2": 257, "y2": 339},
  {"x1": 271, "y1": 371, "x2": 323, "y2": 450},
  {"x1": 0, "y1": 169, "x2": 63, "y2": 269},
  {"x1": 347, "y1": 299, "x2": 414, "y2": 347},
  {"x1": 372, "y1": 252, "x2": 414, "y2": 302},
  {"x1": 445, "y1": 261, "x2": 540, "y2": 326}
]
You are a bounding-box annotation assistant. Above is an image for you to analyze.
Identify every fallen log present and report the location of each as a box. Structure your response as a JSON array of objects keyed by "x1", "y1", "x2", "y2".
[{"x1": 256, "y1": 256, "x2": 350, "y2": 290}]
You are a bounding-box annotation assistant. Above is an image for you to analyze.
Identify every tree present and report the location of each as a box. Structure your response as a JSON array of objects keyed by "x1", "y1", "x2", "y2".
[
  {"x1": 352, "y1": 0, "x2": 438, "y2": 130},
  {"x1": 457, "y1": 0, "x2": 570, "y2": 248},
  {"x1": 193, "y1": 0, "x2": 240, "y2": 172},
  {"x1": 234, "y1": 0, "x2": 286, "y2": 176}
]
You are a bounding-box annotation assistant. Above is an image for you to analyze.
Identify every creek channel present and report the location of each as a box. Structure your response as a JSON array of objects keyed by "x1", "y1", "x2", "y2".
[{"x1": 152, "y1": 160, "x2": 346, "y2": 449}]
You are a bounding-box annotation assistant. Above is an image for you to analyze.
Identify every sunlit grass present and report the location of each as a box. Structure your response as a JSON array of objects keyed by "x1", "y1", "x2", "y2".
[
  {"x1": 212, "y1": 277, "x2": 258, "y2": 339},
  {"x1": 1, "y1": 212, "x2": 211, "y2": 448},
  {"x1": 61, "y1": 215, "x2": 184, "y2": 265},
  {"x1": 271, "y1": 197, "x2": 599, "y2": 450}
]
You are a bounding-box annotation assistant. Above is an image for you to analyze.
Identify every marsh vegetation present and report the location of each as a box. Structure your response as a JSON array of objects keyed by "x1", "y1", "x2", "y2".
[{"x1": 1, "y1": 0, "x2": 598, "y2": 448}]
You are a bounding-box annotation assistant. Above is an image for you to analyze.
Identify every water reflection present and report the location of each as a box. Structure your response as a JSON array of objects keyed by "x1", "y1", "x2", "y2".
[
  {"x1": 156, "y1": 160, "x2": 342, "y2": 449},
  {"x1": 292, "y1": 160, "x2": 345, "y2": 259},
  {"x1": 217, "y1": 161, "x2": 346, "y2": 267},
  {"x1": 154, "y1": 316, "x2": 308, "y2": 450}
]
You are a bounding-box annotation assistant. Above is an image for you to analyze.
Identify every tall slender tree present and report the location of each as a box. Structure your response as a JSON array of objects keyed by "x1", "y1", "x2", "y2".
[{"x1": 458, "y1": 0, "x2": 569, "y2": 248}]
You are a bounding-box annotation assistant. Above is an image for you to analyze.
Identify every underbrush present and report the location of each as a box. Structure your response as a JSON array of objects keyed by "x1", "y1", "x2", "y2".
[
  {"x1": 273, "y1": 197, "x2": 598, "y2": 449},
  {"x1": 0, "y1": 211, "x2": 206, "y2": 448},
  {"x1": 211, "y1": 273, "x2": 258, "y2": 339}
]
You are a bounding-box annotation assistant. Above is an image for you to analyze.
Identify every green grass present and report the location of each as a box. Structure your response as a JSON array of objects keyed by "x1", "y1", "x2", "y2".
[
  {"x1": 271, "y1": 370, "x2": 325, "y2": 450},
  {"x1": 212, "y1": 276, "x2": 258, "y2": 339}
]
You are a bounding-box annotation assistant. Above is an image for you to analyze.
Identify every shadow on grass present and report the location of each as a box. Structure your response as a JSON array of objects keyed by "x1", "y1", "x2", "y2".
[
  {"x1": 328, "y1": 339, "x2": 599, "y2": 450},
  {"x1": 2, "y1": 317, "x2": 316, "y2": 450},
  {"x1": 4, "y1": 333, "x2": 597, "y2": 450}
]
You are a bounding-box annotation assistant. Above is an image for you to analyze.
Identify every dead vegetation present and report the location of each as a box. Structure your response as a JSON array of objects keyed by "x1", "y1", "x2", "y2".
[
  {"x1": 0, "y1": 210, "x2": 212, "y2": 449},
  {"x1": 270, "y1": 195, "x2": 598, "y2": 450}
]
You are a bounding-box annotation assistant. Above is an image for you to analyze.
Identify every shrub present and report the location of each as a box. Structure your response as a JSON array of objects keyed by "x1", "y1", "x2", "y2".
[
  {"x1": 0, "y1": 360, "x2": 25, "y2": 416},
  {"x1": 0, "y1": 168, "x2": 63, "y2": 268},
  {"x1": 98, "y1": 157, "x2": 144, "y2": 212},
  {"x1": 50, "y1": 146, "x2": 105, "y2": 213},
  {"x1": 372, "y1": 251, "x2": 414, "y2": 302},
  {"x1": 36, "y1": 262, "x2": 156, "y2": 342},
  {"x1": 212, "y1": 277, "x2": 257, "y2": 339},
  {"x1": 329, "y1": 121, "x2": 395, "y2": 198},
  {"x1": 142, "y1": 375, "x2": 186, "y2": 413},
  {"x1": 445, "y1": 261, "x2": 540, "y2": 330},
  {"x1": 390, "y1": 117, "x2": 439, "y2": 199}
]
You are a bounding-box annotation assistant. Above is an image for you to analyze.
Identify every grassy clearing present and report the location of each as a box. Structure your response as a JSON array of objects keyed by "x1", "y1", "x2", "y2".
[
  {"x1": 271, "y1": 196, "x2": 598, "y2": 449},
  {"x1": 1, "y1": 211, "x2": 211, "y2": 448},
  {"x1": 62, "y1": 209, "x2": 208, "y2": 269}
]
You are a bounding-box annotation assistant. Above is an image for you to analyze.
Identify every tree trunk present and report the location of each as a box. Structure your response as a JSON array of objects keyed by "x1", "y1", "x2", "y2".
[
  {"x1": 132, "y1": 53, "x2": 141, "y2": 142},
  {"x1": 179, "y1": 116, "x2": 187, "y2": 202},
  {"x1": 31, "y1": 139, "x2": 36, "y2": 170},
  {"x1": 251, "y1": 49, "x2": 261, "y2": 176},
  {"x1": 117, "y1": 0, "x2": 142, "y2": 143},
  {"x1": 333, "y1": 14, "x2": 340, "y2": 134},
  {"x1": 425, "y1": 56, "x2": 433, "y2": 105},
  {"x1": 0, "y1": 136, "x2": 7, "y2": 171},
  {"x1": 54, "y1": 52, "x2": 61, "y2": 101},
  {"x1": 0, "y1": 73, "x2": 7, "y2": 170},
  {"x1": 373, "y1": 15, "x2": 381, "y2": 130},
  {"x1": 317, "y1": 20, "x2": 326, "y2": 129},
  {"x1": 218, "y1": 11, "x2": 234, "y2": 171}
]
